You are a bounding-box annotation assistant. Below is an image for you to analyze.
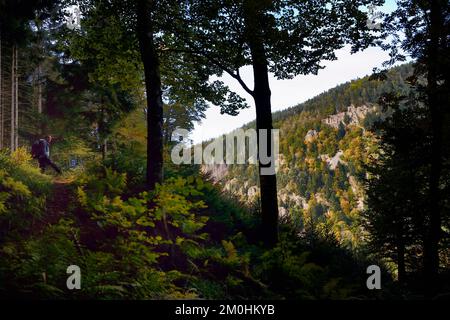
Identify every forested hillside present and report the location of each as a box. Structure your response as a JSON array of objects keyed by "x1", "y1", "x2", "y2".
[{"x1": 210, "y1": 64, "x2": 413, "y2": 248}]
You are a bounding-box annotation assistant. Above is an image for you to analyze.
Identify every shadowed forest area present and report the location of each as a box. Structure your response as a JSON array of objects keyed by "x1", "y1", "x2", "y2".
[{"x1": 0, "y1": 0, "x2": 449, "y2": 302}]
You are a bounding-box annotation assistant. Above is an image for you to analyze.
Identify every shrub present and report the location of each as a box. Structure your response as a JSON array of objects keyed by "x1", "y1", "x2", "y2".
[
  {"x1": 0, "y1": 150, "x2": 52, "y2": 234},
  {"x1": 75, "y1": 169, "x2": 215, "y2": 298}
]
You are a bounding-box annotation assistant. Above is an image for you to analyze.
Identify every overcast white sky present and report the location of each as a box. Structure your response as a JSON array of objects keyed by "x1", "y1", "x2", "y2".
[{"x1": 191, "y1": 1, "x2": 397, "y2": 144}]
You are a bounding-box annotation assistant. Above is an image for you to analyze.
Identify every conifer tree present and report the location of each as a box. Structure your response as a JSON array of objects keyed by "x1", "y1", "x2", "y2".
[{"x1": 379, "y1": 0, "x2": 450, "y2": 294}]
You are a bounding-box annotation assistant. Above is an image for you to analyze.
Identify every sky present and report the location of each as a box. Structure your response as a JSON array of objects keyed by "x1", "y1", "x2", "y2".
[{"x1": 190, "y1": 0, "x2": 398, "y2": 144}]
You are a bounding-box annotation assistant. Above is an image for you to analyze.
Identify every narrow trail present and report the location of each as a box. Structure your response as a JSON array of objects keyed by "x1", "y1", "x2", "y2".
[
  {"x1": 47, "y1": 179, "x2": 72, "y2": 216},
  {"x1": 28, "y1": 176, "x2": 108, "y2": 256}
]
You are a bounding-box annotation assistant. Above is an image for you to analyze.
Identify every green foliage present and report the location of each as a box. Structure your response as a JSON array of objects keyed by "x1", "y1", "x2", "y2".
[
  {"x1": 0, "y1": 150, "x2": 51, "y2": 232},
  {"x1": 0, "y1": 218, "x2": 81, "y2": 298},
  {"x1": 67, "y1": 12, "x2": 143, "y2": 95},
  {"x1": 253, "y1": 228, "x2": 375, "y2": 299},
  {"x1": 77, "y1": 170, "x2": 209, "y2": 237},
  {"x1": 0, "y1": 148, "x2": 390, "y2": 300},
  {"x1": 75, "y1": 170, "x2": 215, "y2": 298},
  {"x1": 52, "y1": 136, "x2": 96, "y2": 173}
]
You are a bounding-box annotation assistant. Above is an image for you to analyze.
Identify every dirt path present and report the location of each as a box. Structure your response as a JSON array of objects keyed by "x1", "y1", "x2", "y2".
[
  {"x1": 32, "y1": 178, "x2": 74, "y2": 235},
  {"x1": 47, "y1": 179, "x2": 72, "y2": 216}
]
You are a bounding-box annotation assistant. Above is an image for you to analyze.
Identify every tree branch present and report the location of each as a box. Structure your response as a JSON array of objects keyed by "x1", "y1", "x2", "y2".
[
  {"x1": 207, "y1": 54, "x2": 254, "y2": 96},
  {"x1": 160, "y1": 45, "x2": 254, "y2": 97}
]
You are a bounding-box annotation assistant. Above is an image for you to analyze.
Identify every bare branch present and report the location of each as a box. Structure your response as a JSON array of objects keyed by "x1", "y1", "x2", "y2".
[{"x1": 160, "y1": 45, "x2": 254, "y2": 97}]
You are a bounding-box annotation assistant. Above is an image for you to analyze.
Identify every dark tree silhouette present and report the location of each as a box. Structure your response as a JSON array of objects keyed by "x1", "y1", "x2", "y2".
[
  {"x1": 380, "y1": 0, "x2": 450, "y2": 295},
  {"x1": 363, "y1": 92, "x2": 429, "y2": 285},
  {"x1": 135, "y1": 0, "x2": 164, "y2": 190}
]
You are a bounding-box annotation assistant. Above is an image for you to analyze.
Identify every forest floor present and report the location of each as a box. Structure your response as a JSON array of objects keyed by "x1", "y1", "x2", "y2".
[
  {"x1": 32, "y1": 178, "x2": 74, "y2": 235},
  {"x1": 47, "y1": 178, "x2": 73, "y2": 216},
  {"x1": 47, "y1": 177, "x2": 118, "y2": 250},
  {"x1": 29, "y1": 176, "x2": 108, "y2": 256}
]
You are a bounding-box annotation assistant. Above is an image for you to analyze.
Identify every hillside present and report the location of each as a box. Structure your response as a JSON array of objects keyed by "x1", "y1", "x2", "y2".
[{"x1": 203, "y1": 63, "x2": 414, "y2": 248}]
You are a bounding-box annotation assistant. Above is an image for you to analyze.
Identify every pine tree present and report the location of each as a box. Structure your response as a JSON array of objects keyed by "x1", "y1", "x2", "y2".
[
  {"x1": 363, "y1": 93, "x2": 429, "y2": 285},
  {"x1": 380, "y1": 0, "x2": 450, "y2": 295}
]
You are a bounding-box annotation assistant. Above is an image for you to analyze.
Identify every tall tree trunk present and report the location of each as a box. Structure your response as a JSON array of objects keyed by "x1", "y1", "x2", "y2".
[
  {"x1": 0, "y1": 35, "x2": 3, "y2": 150},
  {"x1": 102, "y1": 138, "x2": 107, "y2": 161},
  {"x1": 397, "y1": 235, "x2": 406, "y2": 284},
  {"x1": 244, "y1": 1, "x2": 279, "y2": 247},
  {"x1": 423, "y1": 0, "x2": 443, "y2": 296},
  {"x1": 14, "y1": 45, "x2": 18, "y2": 150},
  {"x1": 10, "y1": 44, "x2": 15, "y2": 152},
  {"x1": 100, "y1": 103, "x2": 107, "y2": 161},
  {"x1": 136, "y1": 0, "x2": 164, "y2": 190},
  {"x1": 36, "y1": 20, "x2": 44, "y2": 136},
  {"x1": 37, "y1": 64, "x2": 42, "y2": 114}
]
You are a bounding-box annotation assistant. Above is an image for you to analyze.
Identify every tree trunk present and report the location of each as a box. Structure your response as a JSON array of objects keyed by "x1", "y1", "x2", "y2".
[
  {"x1": 0, "y1": 35, "x2": 3, "y2": 150},
  {"x1": 136, "y1": 0, "x2": 164, "y2": 191},
  {"x1": 252, "y1": 62, "x2": 279, "y2": 248},
  {"x1": 423, "y1": 0, "x2": 443, "y2": 296},
  {"x1": 102, "y1": 138, "x2": 108, "y2": 161},
  {"x1": 244, "y1": 1, "x2": 279, "y2": 247},
  {"x1": 397, "y1": 237, "x2": 406, "y2": 284},
  {"x1": 37, "y1": 64, "x2": 42, "y2": 114},
  {"x1": 10, "y1": 44, "x2": 15, "y2": 152},
  {"x1": 14, "y1": 45, "x2": 18, "y2": 150},
  {"x1": 36, "y1": 20, "x2": 44, "y2": 136}
]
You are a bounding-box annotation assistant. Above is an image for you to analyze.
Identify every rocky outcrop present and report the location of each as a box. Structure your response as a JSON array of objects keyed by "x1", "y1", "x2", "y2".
[
  {"x1": 320, "y1": 150, "x2": 346, "y2": 170},
  {"x1": 201, "y1": 163, "x2": 228, "y2": 182},
  {"x1": 279, "y1": 207, "x2": 288, "y2": 217},
  {"x1": 304, "y1": 129, "x2": 318, "y2": 143},
  {"x1": 278, "y1": 190, "x2": 307, "y2": 210},
  {"x1": 247, "y1": 185, "x2": 260, "y2": 201},
  {"x1": 322, "y1": 104, "x2": 377, "y2": 129},
  {"x1": 348, "y1": 175, "x2": 365, "y2": 211}
]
